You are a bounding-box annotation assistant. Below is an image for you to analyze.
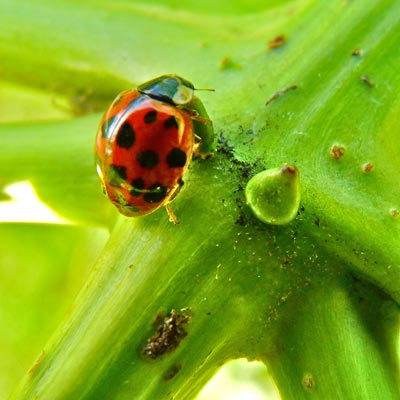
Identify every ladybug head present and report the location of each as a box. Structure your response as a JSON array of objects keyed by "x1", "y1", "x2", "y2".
[{"x1": 138, "y1": 74, "x2": 195, "y2": 106}]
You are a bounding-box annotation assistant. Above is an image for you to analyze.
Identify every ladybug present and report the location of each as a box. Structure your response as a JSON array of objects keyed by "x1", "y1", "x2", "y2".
[{"x1": 95, "y1": 74, "x2": 214, "y2": 224}]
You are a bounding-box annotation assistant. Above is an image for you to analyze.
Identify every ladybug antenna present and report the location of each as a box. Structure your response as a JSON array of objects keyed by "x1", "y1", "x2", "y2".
[{"x1": 194, "y1": 87, "x2": 215, "y2": 92}]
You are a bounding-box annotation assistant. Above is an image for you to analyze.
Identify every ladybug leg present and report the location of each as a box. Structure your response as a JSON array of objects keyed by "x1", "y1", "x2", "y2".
[
  {"x1": 184, "y1": 108, "x2": 213, "y2": 124},
  {"x1": 191, "y1": 114, "x2": 212, "y2": 124},
  {"x1": 193, "y1": 134, "x2": 213, "y2": 160},
  {"x1": 163, "y1": 180, "x2": 184, "y2": 225},
  {"x1": 165, "y1": 204, "x2": 179, "y2": 225}
]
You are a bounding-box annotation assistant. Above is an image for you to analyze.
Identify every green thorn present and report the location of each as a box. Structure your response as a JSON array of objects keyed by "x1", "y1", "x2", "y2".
[{"x1": 245, "y1": 164, "x2": 301, "y2": 225}]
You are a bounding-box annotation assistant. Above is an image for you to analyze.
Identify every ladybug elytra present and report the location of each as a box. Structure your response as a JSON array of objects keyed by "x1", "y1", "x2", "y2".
[{"x1": 95, "y1": 74, "x2": 213, "y2": 224}]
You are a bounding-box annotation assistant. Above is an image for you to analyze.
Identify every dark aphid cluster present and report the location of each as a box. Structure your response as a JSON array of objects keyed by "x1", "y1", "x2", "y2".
[{"x1": 143, "y1": 309, "x2": 190, "y2": 359}]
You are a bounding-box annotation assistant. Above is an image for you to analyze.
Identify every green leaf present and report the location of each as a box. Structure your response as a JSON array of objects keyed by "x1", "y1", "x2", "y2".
[
  {"x1": 0, "y1": 117, "x2": 116, "y2": 226},
  {"x1": 0, "y1": 224, "x2": 108, "y2": 398}
]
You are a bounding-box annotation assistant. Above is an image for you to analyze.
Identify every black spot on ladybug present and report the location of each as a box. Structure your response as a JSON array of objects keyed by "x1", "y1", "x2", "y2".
[
  {"x1": 143, "y1": 183, "x2": 168, "y2": 203},
  {"x1": 116, "y1": 122, "x2": 136, "y2": 149},
  {"x1": 130, "y1": 178, "x2": 145, "y2": 197},
  {"x1": 110, "y1": 164, "x2": 127, "y2": 180},
  {"x1": 144, "y1": 110, "x2": 158, "y2": 124},
  {"x1": 137, "y1": 151, "x2": 159, "y2": 169},
  {"x1": 164, "y1": 115, "x2": 179, "y2": 130},
  {"x1": 166, "y1": 148, "x2": 187, "y2": 168},
  {"x1": 108, "y1": 164, "x2": 127, "y2": 185}
]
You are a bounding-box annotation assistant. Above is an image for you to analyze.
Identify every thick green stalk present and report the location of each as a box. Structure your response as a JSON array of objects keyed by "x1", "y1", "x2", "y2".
[
  {"x1": 267, "y1": 278, "x2": 400, "y2": 399},
  {"x1": 10, "y1": 152, "x2": 400, "y2": 399}
]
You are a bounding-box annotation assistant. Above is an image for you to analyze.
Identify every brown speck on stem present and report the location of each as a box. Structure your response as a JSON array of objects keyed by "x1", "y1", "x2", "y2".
[
  {"x1": 28, "y1": 350, "x2": 46, "y2": 377},
  {"x1": 330, "y1": 144, "x2": 346, "y2": 160},
  {"x1": 219, "y1": 56, "x2": 241, "y2": 70},
  {"x1": 281, "y1": 164, "x2": 297, "y2": 175},
  {"x1": 265, "y1": 85, "x2": 298, "y2": 106},
  {"x1": 362, "y1": 162, "x2": 374, "y2": 173},
  {"x1": 164, "y1": 363, "x2": 182, "y2": 381},
  {"x1": 302, "y1": 373, "x2": 315, "y2": 391},
  {"x1": 352, "y1": 48, "x2": 363, "y2": 56},
  {"x1": 268, "y1": 34, "x2": 286, "y2": 49},
  {"x1": 390, "y1": 208, "x2": 399, "y2": 218},
  {"x1": 360, "y1": 75, "x2": 375, "y2": 87}
]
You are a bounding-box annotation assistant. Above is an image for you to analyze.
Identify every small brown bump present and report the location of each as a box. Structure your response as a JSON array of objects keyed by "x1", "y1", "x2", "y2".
[
  {"x1": 281, "y1": 164, "x2": 297, "y2": 175},
  {"x1": 390, "y1": 208, "x2": 399, "y2": 218},
  {"x1": 302, "y1": 373, "x2": 315, "y2": 391},
  {"x1": 265, "y1": 85, "x2": 298, "y2": 106},
  {"x1": 362, "y1": 162, "x2": 374, "y2": 173},
  {"x1": 360, "y1": 75, "x2": 375, "y2": 87},
  {"x1": 219, "y1": 56, "x2": 241, "y2": 70},
  {"x1": 330, "y1": 144, "x2": 346, "y2": 160},
  {"x1": 164, "y1": 363, "x2": 182, "y2": 381},
  {"x1": 268, "y1": 34, "x2": 286, "y2": 49},
  {"x1": 352, "y1": 48, "x2": 363, "y2": 56},
  {"x1": 28, "y1": 351, "x2": 46, "y2": 377}
]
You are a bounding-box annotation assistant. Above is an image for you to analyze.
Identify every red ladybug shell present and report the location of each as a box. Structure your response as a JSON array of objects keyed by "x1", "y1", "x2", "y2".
[{"x1": 96, "y1": 89, "x2": 194, "y2": 217}]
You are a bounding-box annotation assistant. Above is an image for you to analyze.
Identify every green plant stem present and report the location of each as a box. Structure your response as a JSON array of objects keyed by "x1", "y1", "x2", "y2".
[
  {"x1": 11, "y1": 213, "x2": 261, "y2": 399},
  {"x1": 11, "y1": 208, "x2": 399, "y2": 399},
  {"x1": 267, "y1": 278, "x2": 400, "y2": 399}
]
